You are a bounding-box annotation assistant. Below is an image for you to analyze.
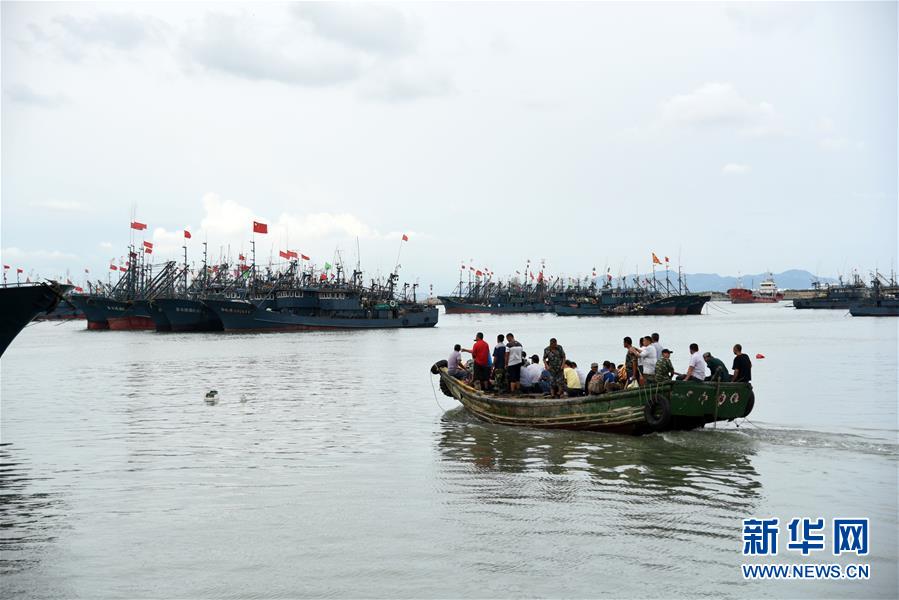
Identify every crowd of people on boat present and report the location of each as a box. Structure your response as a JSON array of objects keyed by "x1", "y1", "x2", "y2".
[{"x1": 446, "y1": 331, "x2": 752, "y2": 398}]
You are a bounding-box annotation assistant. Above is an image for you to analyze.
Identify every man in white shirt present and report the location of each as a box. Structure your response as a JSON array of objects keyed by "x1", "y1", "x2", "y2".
[
  {"x1": 520, "y1": 355, "x2": 543, "y2": 393},
  {"x1": 638, "y1": 336, "x2": 658, "y2": 384},
  {"x1": 504, "y1": 332, "x2": 525, "y2": 393},
  {"x1": 651, "y1": 333, "x2": 663, "y2": 364},
  {"x1": 677, "y1": 343, "x2": 706, "y2": 381}
]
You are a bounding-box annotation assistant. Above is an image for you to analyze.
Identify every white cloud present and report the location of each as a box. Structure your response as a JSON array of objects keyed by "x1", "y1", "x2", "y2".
[
  {"x1": 276, "y1": 212, "x2": 380, "y2": 240},
  {"x1": 182, "y1": 12, "x2": 362, "y2": 87},
  {"x1": 660, "y1": 83, "x2": 785, "y2": 137},
  {"x1": 4, "y1": 84, "x2": 69, "y2": 108},
  {"x1": 99, "y1": 242, "x2": 113, "y2": 249},
  {"x1": 722, "y1": 163, "x2": 751, "y2": 175},
  {"x1": 1, "y1": 247, "x2": 78, "y2": 261},
  {"x1": 359, "y1": 61, "x2": 453, "y2": 102},
  {"x1": 30, "y1": 199, "x2": 89, "y2": 212},
  {"x1": 290, "y1": 3, "x2": 418, "y2": 57},
  {"x1": 25, "y1": 12, "x2": 170, "y2": 61},
  {"x1": 198, "y1": 192, "x2": 261, "y2": 237}
]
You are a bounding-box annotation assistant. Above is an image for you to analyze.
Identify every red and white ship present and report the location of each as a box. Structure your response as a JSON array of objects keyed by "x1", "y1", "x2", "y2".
[{"x1": 727, "y1": 273, "x2": 784, "y2": 304}]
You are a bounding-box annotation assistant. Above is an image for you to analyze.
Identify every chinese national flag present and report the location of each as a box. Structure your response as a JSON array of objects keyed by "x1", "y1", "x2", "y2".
[
  {"x1": 240, "y1": 264, "x2": 250, "y2": 272},
  {"x1": 320, "y1": 273, "x2": 327, "y2": 281},
  {"x1": 110, "y1": 265, "x2": 117, "y2": 271},
  {"x1": 239, "y1": 254, "x2": 245, "y2": 261},
  {"x1": 279, "y1": 250, "x2": 290, "y2": 259},
  {"x1": 286, "y1": 250, "x2": 298, "y2": 259},
  {"x1": 475, "y1": 269, "x2": 483, "y2": 276},
  {"x1": 75, "y1": 286, "x2": 84, "y2": 292},
  {"x1": 402, "y1": 234, "x2": 409, "y2": 242},
  {"x1": 16, "y1": 268, "x2": 24, "y2": 274},
  {"x1": 665, "y1": 256, "x2": 669, "y2": 263},
  {"x1": 144, "y1": 247, "x2": 153, "y2": 254},
  {"x1": 2, "y1": 265, "x2": 9, "y2": 270},
  {"x1": 652, "y1": 252, "x2": 662, "y2": 265},
  {"x1": 131, "y1": 221, "x2": 147, "y2": 230},
  {"x1": 184, "y1": 230, "x2": 192, "y2": 239},
  {"x1": 253, "y1": 221, "x2": 268, "y2": 234},
  {"x1": 143, "y1": 241, "x2": 154, "y2": 249},
  {"x1": 301, "y1": 254, "x2": 310, "y2": 261}
]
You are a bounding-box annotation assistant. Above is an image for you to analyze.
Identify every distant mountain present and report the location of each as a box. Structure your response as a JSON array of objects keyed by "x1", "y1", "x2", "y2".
[{"x1": 676, "y1": 270, "x2": 836, "y2": 293}]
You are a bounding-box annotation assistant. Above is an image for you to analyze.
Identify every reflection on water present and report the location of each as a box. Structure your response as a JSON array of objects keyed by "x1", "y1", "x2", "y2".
[{"x1": 0, "y1": 444, "x2": 67, "y2": 577}]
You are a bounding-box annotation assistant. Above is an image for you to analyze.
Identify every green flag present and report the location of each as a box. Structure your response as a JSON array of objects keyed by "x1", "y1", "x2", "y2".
[{"x1": 324, "y1": 262, "x2": 332, "y2": 270}]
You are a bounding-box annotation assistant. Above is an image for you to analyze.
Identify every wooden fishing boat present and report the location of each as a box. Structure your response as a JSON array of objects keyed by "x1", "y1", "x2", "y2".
[{"x1": 431, "y1": 362, "x2": 754, "y2": 435}]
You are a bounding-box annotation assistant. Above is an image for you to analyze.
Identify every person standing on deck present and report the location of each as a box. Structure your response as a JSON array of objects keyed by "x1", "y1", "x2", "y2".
[
  {"x1": 505, "y1": 332, "x2": 524, "y2": 394},
  {"x1": 543, "y1": 338, "x2": 566, "y2": 398},
  {"x1": 651, "y1": 333, "x2": 663, "y2": 363},
  {"x1": 622, "y1": 337, "x2": 638, "y2": 383},
  {"x1": 492, "y1": 334, "x2": 507, "y2": 392},
  {"x1": 732, "y1": 344, "x2": 753, "y2": 383},
  {"x1": 461, "y1": 332, "x2": 491, "y2": 390},
  {"x1": 676, "y1": 343, "x2": 706, "y2": 381},
  {"x1": 638, "y1": 336, "x2": 658, "y2": 385}
]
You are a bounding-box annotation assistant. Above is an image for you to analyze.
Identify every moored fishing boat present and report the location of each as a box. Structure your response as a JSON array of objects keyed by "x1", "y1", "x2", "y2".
[
  {"x1": 430, "y1": 362, "x2": 754, "y2": 435},
  {"x1": 0, "y1": 281, "x2": 72, "y2": 357}
]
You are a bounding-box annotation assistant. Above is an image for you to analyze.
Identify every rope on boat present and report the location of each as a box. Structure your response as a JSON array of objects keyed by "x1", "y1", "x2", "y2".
[{"x1": 428, "y1": 373, "x2": 447, "y2": 412}]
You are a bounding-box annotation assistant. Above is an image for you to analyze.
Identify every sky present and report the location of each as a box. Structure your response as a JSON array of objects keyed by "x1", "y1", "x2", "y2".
[{"x1": 1, "y1": 1, "x2": 896, "y2": 292}]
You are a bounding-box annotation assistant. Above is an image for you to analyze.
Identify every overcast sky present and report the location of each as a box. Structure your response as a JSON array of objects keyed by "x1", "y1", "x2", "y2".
[{"x1": 2, "y1": 2, "x2": 896, "y2": 291}]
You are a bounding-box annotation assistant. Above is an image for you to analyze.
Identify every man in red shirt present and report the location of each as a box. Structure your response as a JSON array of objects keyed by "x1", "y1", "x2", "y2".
[{"x1": 462, "y1": 332, "x2": 491, "y2": 390}]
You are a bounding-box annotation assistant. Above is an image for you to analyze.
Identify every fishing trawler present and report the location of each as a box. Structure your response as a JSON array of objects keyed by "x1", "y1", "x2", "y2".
[
  {"x1": 793, "y1": 273, "x2": 869, "y2": 309},
  {"x1": 0, "y1": 281, "x2": 72, "y2": 356},
  {"x1": 727, "y1": 273, "x2": 783, "y2": 303},
  {"x1": 438, "y1": 265, "x2": 553, "y2": 314},
  {"x1": 850, "y1": 272, "x2": 899, "y2": 317}
]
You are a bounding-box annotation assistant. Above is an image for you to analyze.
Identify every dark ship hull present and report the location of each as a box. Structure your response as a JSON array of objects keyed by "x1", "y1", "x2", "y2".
[
  {"x1": 849, "y1": 300, "x2": 899, "y2": 317},
  {"x1": 555, "y1": 294, "x2": 708, "y2": 316},
  {"x1": 438, "y1": 296, "x2": 549, "y2": 314},
  {"x1": 68, "y1": 294, "x2": 112, "y2": 330},
  {"x1": 793, "y1": 298, "x2": 854, "y2": 309},
  {"x1": 0, "y1": 283, "x2": 70, "y2": 357},
  {"x1": 151, "y1": 298, "x2": 223, "y2": 332},
  {"x1": 204, "y1": 298, "x2": 438, "y2": 331}
]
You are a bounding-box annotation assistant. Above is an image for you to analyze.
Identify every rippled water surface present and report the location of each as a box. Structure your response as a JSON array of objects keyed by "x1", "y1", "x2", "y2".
[{"x1": 1, "y1": 303, "x2": 896, "y2": 598}]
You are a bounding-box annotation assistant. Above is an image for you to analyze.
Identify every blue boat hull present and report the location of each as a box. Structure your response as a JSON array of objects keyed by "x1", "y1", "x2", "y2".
[{"x1": 152, "y1": 298, "x2": 223, "y2": 332}]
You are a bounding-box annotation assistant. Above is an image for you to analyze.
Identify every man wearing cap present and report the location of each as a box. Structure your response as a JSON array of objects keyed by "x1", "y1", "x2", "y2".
[
  {"x1": 703, "y1": 352, "x2": 731, "y2": 382},
  {"x1": 461, "y1": 332, "x2": 491, "y2": 390},
  {"x1": 584, "y1": 362, "x2": 600, "y2": 393},
  {"x1": 655, "y1": 349, "x2": 675, "y2": 381}
]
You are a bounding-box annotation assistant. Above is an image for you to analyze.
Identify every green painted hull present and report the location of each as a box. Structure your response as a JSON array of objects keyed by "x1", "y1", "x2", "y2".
[{"x1": 434, "y1": 368, "x2": 754, "y2": 434}]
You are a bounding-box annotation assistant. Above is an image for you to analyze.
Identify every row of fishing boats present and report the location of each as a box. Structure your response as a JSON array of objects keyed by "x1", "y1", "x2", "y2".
[
  {"x1": 438, "y1": 269, "x2": 710, "y2": 316},
  {"x1": 66, "y1": 244, "x2": 437, "y2": 332}
]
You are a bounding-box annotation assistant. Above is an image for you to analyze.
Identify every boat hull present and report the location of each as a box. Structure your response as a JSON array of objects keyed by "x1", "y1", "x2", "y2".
[
  {"x1": 433, "y1": 367, "x2": 753, "y2": 434},
  {"x1": 555, "y1": 294, "x2": 709, "y2": 316},
  {"x1": 0, "y1": 283, "x2": 70, "y2": 357},
  {"x1": 152, "y1": 298, "x2": 223, "y2": 332},
  {"x1": 438, "y1": 296, "x2": 549, "y2": 314},
  {"x1": 793, "y1": 298, "x2": 853, "y2": 309},
  {"x1": 849, "y1": 301, "x2": 899, "y2": 317}
]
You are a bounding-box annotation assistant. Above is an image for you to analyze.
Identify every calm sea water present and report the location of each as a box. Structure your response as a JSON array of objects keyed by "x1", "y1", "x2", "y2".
[{"x1": 1, "y1": 303, "x2": 896, "y2": 598}]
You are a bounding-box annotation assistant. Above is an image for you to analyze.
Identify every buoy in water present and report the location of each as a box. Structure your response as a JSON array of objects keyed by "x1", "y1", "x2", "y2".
[
  {"x1": 755, "y1": 353, "x2": 765, "y2": 359},
  {"x1": 205, "y1": 390, "x2": 219, "y2": 404}
]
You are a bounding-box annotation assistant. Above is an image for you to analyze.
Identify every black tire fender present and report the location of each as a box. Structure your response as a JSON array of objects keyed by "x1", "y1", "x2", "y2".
[
  {"x1": 430, "y1": 359, "x2": 448, "y2": 375},
  {"x1": 644, "y1": 395, "x2": 673, "y2": 431},
  {"x1": 438, "y1": 377, "x2": 454, "y2": 398}
]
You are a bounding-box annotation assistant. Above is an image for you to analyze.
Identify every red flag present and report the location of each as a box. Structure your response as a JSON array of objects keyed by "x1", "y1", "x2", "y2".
[
  {"x1": 184, "y1": 230, "x2": 192, "y2": 239},
  {"x1": 16, "y1": 268, "x2": 23, "y2": 274},
  {"x1": 2, "y1": 265, "x2": 8, "y2": 270},
  {"x1": 301, "y1": 254, "x2": 310, "y2": 261},
  {"x1": 240, "y1": 264, "x2": 250, "y2": 272},
  {"x1": 253, "y1": 221, "x2": 268, "y2": 234},
  {"x1": 402, "y1": 234, "x2": 409, "y2": 242},
  {"x1": 320, "y1": 273, "x2": 327, "y2": 281},
  {"x1": 119, "y1": 266, "x2": 127, "y2": 271},
  {"x1": 130, "y1": 221, "x2": 147, "y2": 230},
  {"x1": 475, "y1": 269, "x2": 483, "y2": 276},
  {"x1": 287, "y1": 250, "x2": 298, "y2": 259},
  {"x1": 239, "y1": 254, "x2": 245, "y2": 261},
  {"x1": 143, "y1": 241, "x2": 154, "y2": 249},
  {"x1": 144, "y1": 247, "x2": 152, "y2": 254},
  {"x1": 529, "y1": 273, "x2": 535, "y2": 280},
  {"x1": 664, "y1": 256, "x2": 669, "y2": 263},
  {"x1": 279, "y1": 250, "x2": 290, "y2": 259},
  {"x1": 652, "y1": 252, "x2": 662, "y2": 265},
  {"x1": 74, "y1": 286, "x2": 84, "y2": 292},
  {"x1": 212, "y1": 265, "x2": 219, "y2": 272},
  {"x1": 110, "y1": 265, "x2": 118, "y2": 271}
]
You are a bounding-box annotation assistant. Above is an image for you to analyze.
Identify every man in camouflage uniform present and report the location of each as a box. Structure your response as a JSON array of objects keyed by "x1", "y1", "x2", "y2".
[
  {"x1": 543, "y1": 337, "x2": 566, "y2": 398},
  {"x1": 622, "y1": 336, "x2": 638, "y2": 383},
  {"x1": 655, "y1": 348, "x2": 675, "y2": 382}
]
